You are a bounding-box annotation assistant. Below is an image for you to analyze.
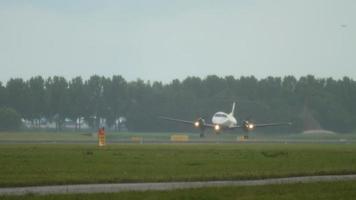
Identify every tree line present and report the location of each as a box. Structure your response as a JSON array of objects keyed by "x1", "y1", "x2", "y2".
[{"x1": 0, "y1": 75, "x2": 355, "y2": 133}]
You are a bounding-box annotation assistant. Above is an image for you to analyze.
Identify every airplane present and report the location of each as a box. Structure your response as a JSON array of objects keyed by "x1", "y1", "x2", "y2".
[{"x1": 159, "y1": 102, "x2": 291, "y2": 137}]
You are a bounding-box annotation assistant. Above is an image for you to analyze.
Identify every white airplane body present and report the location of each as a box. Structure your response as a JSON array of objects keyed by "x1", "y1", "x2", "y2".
[
  {"x1": 211, "y1": 102, "x2": 237, "y2": 128},
  {"x1": 160, "y1": 102, "x2": 290, "y2": 137}
]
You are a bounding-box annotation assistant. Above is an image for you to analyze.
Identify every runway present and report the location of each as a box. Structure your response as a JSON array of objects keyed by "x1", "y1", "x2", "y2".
[
  {"x1": 0, "y1": 138, "x2": 355, "y2": 144},
  {"x1": 1, "y1": 174, "x2": 356, "y2": 196}
]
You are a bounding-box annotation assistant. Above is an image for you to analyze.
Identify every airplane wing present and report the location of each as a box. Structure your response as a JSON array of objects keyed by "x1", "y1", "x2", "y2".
[
  {"x1": 252, "y1": 122, "x2": 292, "y2": 128},
  {"x1": 228, "y1": 122, "x2": 292, "y2": 130},
  {"x1": 159, "y1": 116, "x2": 196, "y2": 125},
  {"x1": 158, "y1": 116, "x2": 215, "y2": 128}
]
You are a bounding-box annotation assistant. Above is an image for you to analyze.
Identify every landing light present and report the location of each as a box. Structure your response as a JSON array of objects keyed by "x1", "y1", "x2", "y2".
[
  {"x1": 194, "y1": 121, "x2": 200, "y2": 127},
  {"x1": 248, "y1": 124, "x2": 254, "y2": 129},
  {"x1": 214, "y1": 124, "x2": 221, "y2": 131}
]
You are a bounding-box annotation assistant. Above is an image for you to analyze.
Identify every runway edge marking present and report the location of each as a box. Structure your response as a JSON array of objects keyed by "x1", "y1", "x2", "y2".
[{"x1": 1, "y1": 174, "x2": 356, "y2": 196}]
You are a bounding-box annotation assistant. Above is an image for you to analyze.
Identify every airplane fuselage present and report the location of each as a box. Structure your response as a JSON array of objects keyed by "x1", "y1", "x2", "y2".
[{"x1": 211, "y1": 111, "x2": 237, "y2": 128}]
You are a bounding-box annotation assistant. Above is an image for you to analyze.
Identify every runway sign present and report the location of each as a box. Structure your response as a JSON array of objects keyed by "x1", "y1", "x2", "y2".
[
  {"x1": 131, "y1": 137, "x2": 143, "y2": 143},
  {"x1": 170, "y1": 134, "x2": 189, "y2": 142},
  {"x1": 98, "y1": 128, "x2": 106, "y2": 146}
]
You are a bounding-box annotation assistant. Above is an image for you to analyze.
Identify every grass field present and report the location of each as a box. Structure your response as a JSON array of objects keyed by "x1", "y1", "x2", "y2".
[
  {"x1": 0, "y1": 143, "x2": 356, "y2": 187},
  {"x1": 1, "y1": 180, "x2": 356, "y2": 200}
]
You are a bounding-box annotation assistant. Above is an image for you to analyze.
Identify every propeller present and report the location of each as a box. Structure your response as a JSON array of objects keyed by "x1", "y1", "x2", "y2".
[{"x1": 242, "y1": 120, "x2": 255, "y2": 132}]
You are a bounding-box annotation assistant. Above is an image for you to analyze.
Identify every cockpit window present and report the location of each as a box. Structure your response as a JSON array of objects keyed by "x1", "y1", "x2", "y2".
[{"x1": 215, "y1": 113, "x2": 227, "y2": 118}]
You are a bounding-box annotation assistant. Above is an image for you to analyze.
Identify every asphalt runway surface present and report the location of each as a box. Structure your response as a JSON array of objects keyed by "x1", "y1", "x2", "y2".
[
  {"x1": 1, "y1": 174, "x2": 356, "y2": 196},
  {"x1": 0, "y1": 138, "x2": 355, "y2": 144}
]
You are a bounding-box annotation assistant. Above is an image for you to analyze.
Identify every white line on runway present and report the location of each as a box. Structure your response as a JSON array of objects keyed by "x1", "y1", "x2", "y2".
[{"x1": 1, "y1": 174, "x2": 356, "y2": 196}]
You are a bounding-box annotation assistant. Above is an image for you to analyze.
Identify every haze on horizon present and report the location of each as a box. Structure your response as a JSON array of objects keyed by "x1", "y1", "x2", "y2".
[{"x1": 0, "y1": 0, "x2": 355, "y2": 83}]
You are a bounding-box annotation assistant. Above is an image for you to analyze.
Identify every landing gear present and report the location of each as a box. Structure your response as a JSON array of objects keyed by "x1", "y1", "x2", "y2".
[
  {"x1": 200, "y1": 129, "x2": 205, "y2": 138},
  {"x1": 199, "y1": 127, "x2": 206, "y2": 138}
]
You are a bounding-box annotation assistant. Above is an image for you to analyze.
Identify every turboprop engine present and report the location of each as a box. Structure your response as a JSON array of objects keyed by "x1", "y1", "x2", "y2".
[{"x1": 242, "y1": 120, "x2": 255, "y2": 132}]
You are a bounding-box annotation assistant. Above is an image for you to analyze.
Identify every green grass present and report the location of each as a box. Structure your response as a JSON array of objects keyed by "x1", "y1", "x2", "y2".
[
  {"x1": 0, "y1": 144, "x2": 356, "y2": 187},
  {"x1": 2, "y1": 181, "x2": 356, "y2": 200}
]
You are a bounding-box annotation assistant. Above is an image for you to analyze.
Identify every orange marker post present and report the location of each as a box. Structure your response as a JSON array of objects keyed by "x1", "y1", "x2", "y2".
[{"x1": 98, "y1": 127, "x2": 106, "y2": 147}]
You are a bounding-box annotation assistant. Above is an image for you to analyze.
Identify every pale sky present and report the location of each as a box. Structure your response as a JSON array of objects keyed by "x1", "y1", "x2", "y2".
[{"x1": 0, "y1": 0, "x2": 355, "y2": 83}]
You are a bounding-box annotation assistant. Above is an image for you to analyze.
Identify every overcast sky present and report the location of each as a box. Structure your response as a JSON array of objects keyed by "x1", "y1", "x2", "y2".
[{"x1": 0, "y1": 0, "x2": 355, "y2": 83}]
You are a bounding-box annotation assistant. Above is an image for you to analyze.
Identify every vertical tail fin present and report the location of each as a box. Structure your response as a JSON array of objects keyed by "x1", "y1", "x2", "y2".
[{"x1": 229, "y1": 102, "x2": 236, "y2": 116}]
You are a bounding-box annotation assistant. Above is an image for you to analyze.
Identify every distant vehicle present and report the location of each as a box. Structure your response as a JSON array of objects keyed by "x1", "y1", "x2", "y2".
[{"x1": 160, "y1": 102, "x2": 291, "y2": 137}]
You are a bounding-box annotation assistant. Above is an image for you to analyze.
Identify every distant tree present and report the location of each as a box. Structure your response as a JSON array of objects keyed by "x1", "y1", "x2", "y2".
[
  {"x1": 258, "y1": 76, "x2": 282, "y2": 101},
  {"x1": 0, "y1": 82, "x2": 6, "y2": 107},
  {"x1": 45, "y1": 77, "x2": 69, "y2": 131},
  {"x1": 68, "y1": 77, "x2": 88, "y2": 131},
  {"x1": 101, "y1": 77, "x2": 114, "y2": 127},
  {"x1": 28, "y1": 76, "x2": 45, "y2": 127},
  {"x1": 203, "y1": 75, "x2": 227, "y2": 99},
  {"x1": 237, "y1": 76, "x2": 258, "y2": 97},
  {"x1": 86, "y1": 75, "x2": 105, "y2": 129},
  {"x1": 257, "y1": 77, "x2": 286, "y2": 123},
  {"x1": 181, "y1": 77, "x2": 202, "y2": 114},
  {"x1": 126, "y1": 79, "x2": 149, "y2": 131},
  {"x1": 102, "y1": 75, "x2": 128, "y2": 129},
  {"x1": 0, "y1": 107, "x2": 22, "y2": 131},
  {"x1": 320, "y1": 77, "x2": 356, "y2": 132},
  {"x1": 6, "y1": 78, "x2": 30, "y2": 119},
  {"x1": 281, "y1": 76, "x2": 300, "y2": 132},
  {"x1": 2, "y1": 74, "x2": 356, "y2": 133}
]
